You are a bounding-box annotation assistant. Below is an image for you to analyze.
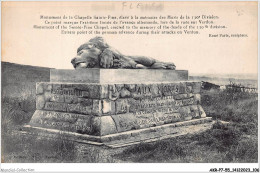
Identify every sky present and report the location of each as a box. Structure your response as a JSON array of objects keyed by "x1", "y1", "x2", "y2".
[{"x1": 1, "y1": 1, "x2": 258, "y2": 74}]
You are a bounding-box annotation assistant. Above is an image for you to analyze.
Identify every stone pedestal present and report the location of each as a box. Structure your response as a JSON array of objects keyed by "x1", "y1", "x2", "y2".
[{"x1": 24, "y1": 69, "x2": 212, "y2": 147}]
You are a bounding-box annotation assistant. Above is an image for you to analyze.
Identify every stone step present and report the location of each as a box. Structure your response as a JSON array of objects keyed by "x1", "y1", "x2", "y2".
[{"x1": 22, "y1": 117, "x2": 212, "y2": 148}]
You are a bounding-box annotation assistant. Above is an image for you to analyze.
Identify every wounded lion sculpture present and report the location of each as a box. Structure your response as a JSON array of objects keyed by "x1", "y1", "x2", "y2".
[{"x1": 71, "y1": 37, "x2": 176, "y2": 70}]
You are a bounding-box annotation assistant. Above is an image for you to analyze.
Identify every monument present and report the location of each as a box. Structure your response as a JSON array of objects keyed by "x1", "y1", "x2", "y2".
[{"x1": 23, "y1": 37, "x2": 212, "y2": 148}]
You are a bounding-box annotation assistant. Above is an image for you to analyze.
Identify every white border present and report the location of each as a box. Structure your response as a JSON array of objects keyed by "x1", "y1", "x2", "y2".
[
  {"x1": 1, "y1": 163, "x2": 259, "y2": 173},
  {"x1": 0, "y1": 0, "x2": 259, "y2": 172}
]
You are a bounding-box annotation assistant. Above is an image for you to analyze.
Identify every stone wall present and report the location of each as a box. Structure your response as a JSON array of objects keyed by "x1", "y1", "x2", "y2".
[{"x1": 30, "y1": 82, "x2": 206, "y2": 136}]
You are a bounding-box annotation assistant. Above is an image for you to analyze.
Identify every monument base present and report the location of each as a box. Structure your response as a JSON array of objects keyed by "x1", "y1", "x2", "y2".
[
  {"x1": 26, "y1": 69, "x2": 211, "y2": 148},
  {"x1": 22, "y1": 117, "x2": 212, "y2": 148}
]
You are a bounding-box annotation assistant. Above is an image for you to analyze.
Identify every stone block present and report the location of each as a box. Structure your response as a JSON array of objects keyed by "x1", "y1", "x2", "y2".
[
  {"x1": 29, "y1": 78, "x2": 209, "y2": 141},
  {"x1": 190, "y1": 105, "x2": 200, "y2": 118},
  {"x1": 111, "y1": 114, "x2": 139, "y2": 133},
  {"x1": 194, "y1": 94, "x2": 201, "y2": 104},
  {"x1": 100, "y1": 116, "x2": 117, "y2": 135},
  {"x1": 92, "y1": 100, "x2": 102, "y2": 116},
  {"x1": 110, "y1": 110, "x2": 183, "y2": 133},
  {"x1": 50, "y1": 69, "x2": 188, "y2": 83},
  {"x1": 29, "y1": 110, "x2": 94, "y2": 135},
  {"x1": 36, "y1": 95, "x2": 45, "y2": 109},
  {"x1": 44, "y1": 91, "x2": 52, "y2": 101},
  {"x1": 38, "y1": 81, "x2": 202, "y2": 102},
  {"x1": 198, "y1": 105, "x2": 207, "y2": 118},
  {"x1": 36, "y1": 83, "x2": 44, "y2": 94},
  {"x1": 40, "y1": 98, "x2": 93, "y2": 115},
  {"x1": 102, "y1": 100, "x2": 115, "y2": 114},
  {"x1": 24, "y1": 117, "x2": 213, "y2": 148}
]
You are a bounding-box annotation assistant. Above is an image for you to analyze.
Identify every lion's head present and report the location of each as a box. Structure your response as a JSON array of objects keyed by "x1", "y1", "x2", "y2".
[{"x1": 71, "y1": 37, "x2": 109, "y2": 69}]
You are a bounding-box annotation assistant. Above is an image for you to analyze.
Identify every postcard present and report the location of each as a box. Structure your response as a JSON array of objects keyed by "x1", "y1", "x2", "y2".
[{"x1": 1, "y1": 1, "x2": 258, "y2": 172}]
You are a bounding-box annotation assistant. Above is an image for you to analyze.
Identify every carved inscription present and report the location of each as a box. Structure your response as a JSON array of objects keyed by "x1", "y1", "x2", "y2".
[
  {"x1": 33, "y1": 82, "x2": 204, "y2": 135},
  {"x1": 51, "y1": 88, "x2": 83, "y2": 97},
  {"x1": 32, "y1": 111, "x2": 92, "y2": 133},
  {"x1": 49, "y1": 84, "x2": 104, "y2": 99},
  {"x1": 132, "y1": 96, "x2": 177, "y2": 110},
  {"x1": 113, "y1": 94, "x2": 196, "y2": 131},
  {"x1": 133, "y1": 83, "x2": 193, "y2": 97},
  {"x1": 116, "y1": 96, "x2": 195, "y2": 115},
  {"x1": 112, "y1": 111, "x2": 182, "y2": 132},
  {"x1": 37, "y1": 120, "x2": 92, "y2": 133},
  {"x1": 50, "y1": 84, "x2": 99, "y2": 98},
  {"x1": 115, "y1": 99, "x2": 129, "y2": 114},
  {"x1": 40, "y1": 82, "x2": 199, "y2": 101},
  {"x1": 135, "y1": 85, "x2": 152, "y2": 95},
  {"x1": 136, "y1": 113, "x2": 181, "y2": 127},
  {"x1": 67, "y1": 103, "x2": 92, "y2": 114},
  {"x1": 44, "y1": 102, "x2": 67, "y2": 112},
  {"x1": 42, "y1": 111, "x2": 79, "y2": 121},
  {"x1": 157, "y1": 84, "x2": 179, "y2": 95},
  {"x1": 44, "y1": 102, "x2": 92, "y2": 115},
  {"x1": 182, "y1": 97, "x2": 194, "y2": 105}
]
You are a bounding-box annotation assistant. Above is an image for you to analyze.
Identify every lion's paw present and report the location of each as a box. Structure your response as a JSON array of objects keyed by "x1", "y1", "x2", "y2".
[{"x1": 151, "y1": 62, "x2": 176, "y2": 70}]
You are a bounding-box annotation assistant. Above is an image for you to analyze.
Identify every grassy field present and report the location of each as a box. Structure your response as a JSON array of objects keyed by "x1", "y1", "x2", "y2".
[
  {"x1": 1, "y1": 62, "x2": 258, "y2": 163},
  {"x1": 116, "y1": 90, "x2": 258, "y2": 163}
]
